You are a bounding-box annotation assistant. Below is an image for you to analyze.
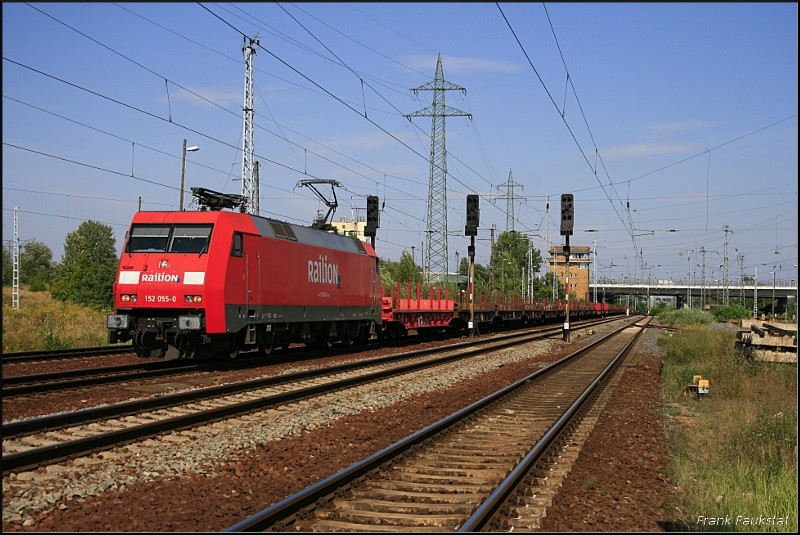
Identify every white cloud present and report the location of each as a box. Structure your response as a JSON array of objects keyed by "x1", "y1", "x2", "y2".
[
  {"x1": 402, "y1": 55, "x2": 522, "y2": 75},
  {"x1": 645, "y1": 120, "x2": 715, "y2": 133},
  {"x1": 600, "y1": 142, "x2": 699, "y2": 159}
]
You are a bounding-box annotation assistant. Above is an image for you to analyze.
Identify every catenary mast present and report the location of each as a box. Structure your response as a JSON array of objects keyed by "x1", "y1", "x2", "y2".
[{"x1": 241, "y1": 35, "x2": 260, "y2": 215}]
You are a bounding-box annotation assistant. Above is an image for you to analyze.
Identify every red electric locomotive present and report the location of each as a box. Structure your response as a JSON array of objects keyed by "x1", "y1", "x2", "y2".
[{"x1": 108, "y1": 189, "x2": 381, "y2": 359}]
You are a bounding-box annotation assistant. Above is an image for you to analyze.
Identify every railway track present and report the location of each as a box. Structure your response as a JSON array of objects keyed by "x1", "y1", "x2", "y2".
[
  {"x1": 225, "y1": 317, "x2": 650, "y2": 532},
  {"x1": 2, "y1": 317, "x2": 626, "y2": 475},
  {"x1": 1, "y1": 345, "x2": 134, "y2": 364},
  {"x1": 2, "y1": 360, "x2": 203, "y2": 397},
  {"x1": 2, "y1": 317, "x2": 619, "y2": 398}
]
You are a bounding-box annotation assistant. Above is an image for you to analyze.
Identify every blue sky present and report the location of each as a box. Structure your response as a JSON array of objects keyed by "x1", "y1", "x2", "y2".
[{"x1": 3, "y1": 2, "x2": 797, "y2": 287}]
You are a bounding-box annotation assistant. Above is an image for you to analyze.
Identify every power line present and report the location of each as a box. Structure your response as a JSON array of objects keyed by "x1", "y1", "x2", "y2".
[
  {"x1": 196, "y1": 7, "x2": 499, "y2": 209},
  {"x1": 496, "y1": 3, "x2": 630, "y2": 236},
  {"x1": 3, "y1": 142, "x2": 182, "y2": 191},
  {"x1": 541, "y1": 2, "x2": 627, "y2": 221},
  {"x1": 3, "y1": 57, "x2": 432, "y2": 221},
  {"x1": 112, "y1": 2, "x2": 498, "y2": 204},
  {"x1": 2, "y1": 207, "x2": 129, "y2": 228},
  {"x1": 3, "y1": 94, "x2": 241, "y2": 180},
  {"x1": 3, "y1": 187, "x2": 173, "y2": 206},
  {"x1": 285, "y1": 2, "x2": 431, "y2": 78},
  {"x1": 2, "y1": 57, "x2": 321, "y2": 184},
  {"x1": 227, "y1": 2, "x2": 423, "y2": 98},
  {"x1": 29, "y1": 2, "x2": 436, "y2": 201}
]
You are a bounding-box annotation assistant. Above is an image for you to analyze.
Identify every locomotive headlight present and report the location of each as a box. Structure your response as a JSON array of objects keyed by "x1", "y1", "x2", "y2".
[
  {"x1": 121, "y1": 294, "x2": 130, "y2": 302},
  {"x1": 178, "y1": 316, "x2": 201, "y2": 330},
  {"x1": 185, "y1": 295, "x2": 202, "y2": 304},
  {"x1": 107, "y1": 314, "x2": 130, "y2": 329}
]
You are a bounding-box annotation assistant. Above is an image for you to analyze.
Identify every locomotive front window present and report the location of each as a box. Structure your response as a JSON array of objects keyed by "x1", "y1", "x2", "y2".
[
  {"x1": 168, "y1": 224, "x2": 213, "y2": 253},
  {"x1": 127, "y1": 224, "x2": 213, "y2": 253},
  {"x1": 128, "y1": 224, "x2": 171, "y2": 252}
]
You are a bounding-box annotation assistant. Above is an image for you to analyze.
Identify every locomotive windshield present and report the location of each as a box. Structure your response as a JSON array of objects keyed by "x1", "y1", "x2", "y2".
[{"x1": 127, "y1": 224, "x2": 213, "y2": 254}]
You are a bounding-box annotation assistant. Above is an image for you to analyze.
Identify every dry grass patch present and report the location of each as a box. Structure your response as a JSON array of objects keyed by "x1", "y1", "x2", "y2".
[{"x1": 2, "y1": 287, "x2": 112, "y2": 352}]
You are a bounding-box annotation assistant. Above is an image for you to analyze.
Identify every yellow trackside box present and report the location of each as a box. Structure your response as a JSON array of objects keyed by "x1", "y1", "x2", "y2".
[{"x1": 698, "y1": 378, "x2": 710, "y2": 395}]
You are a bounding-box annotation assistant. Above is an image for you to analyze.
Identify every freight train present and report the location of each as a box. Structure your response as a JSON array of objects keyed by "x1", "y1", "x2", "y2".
[{"x1": 107, "y1": 188, "x2": 624, "y2": 359}]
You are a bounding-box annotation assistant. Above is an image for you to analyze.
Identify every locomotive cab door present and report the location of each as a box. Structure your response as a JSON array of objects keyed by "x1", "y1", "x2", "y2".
[{"x1": 243, "y1": 234, "x2": 261, "y2": 321}]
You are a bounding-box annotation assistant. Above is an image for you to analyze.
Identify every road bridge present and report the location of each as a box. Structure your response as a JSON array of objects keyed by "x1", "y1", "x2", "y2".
[{"x1": 591, "y1": 279, "x2": 797, "y2": 310}]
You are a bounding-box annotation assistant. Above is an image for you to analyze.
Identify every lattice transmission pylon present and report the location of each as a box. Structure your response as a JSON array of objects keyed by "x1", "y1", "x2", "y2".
[{"x1": 405, "y1": 53, "x2": 471, "y2": 283}]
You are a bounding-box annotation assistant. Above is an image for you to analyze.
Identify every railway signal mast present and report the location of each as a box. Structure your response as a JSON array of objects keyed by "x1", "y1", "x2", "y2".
[
  {"x1": 561, "y1": 194, "x2": 574, "y2": 341},
  {"x1": 365, "y1": 195, "x2": 380, "y2": 249},
  {"x1": 241, "y1": 35, "x2": 260, "y2": 216},
  {"x1": 465, "y1": 195, "x2": 480, "y2": 339}
]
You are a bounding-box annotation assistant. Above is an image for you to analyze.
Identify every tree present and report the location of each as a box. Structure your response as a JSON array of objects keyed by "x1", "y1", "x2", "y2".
[
  {"x1": 532, "y1": 271, "x2": 565, "y2": 300},
  {"x1": 490, "y1": 231, "x2": 543, "y2": 296},
  {"x1": 20, "y1": 241, "x2": 54, "y2": 291},
  {"x1": 50, "y1": 221, "x2": 118, "y2": 309},
  {"x1": 1, "y1": 246, "x2": 11, "y2": 286},
  {"x1": 457, "y1": 257, "x2": 491, "y2": 294},
  {"x1": 380, "y1": 251, "x2": 423, "y2": 296}
]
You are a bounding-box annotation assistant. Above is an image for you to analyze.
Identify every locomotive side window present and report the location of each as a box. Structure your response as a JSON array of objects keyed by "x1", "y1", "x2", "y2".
[
  {"x1": 231, "y1": 232, "x2": 243, "y2": 257},
  {"x1": 168, "y1": 224, "x2": 213, "y2": 253},
  {"x1": 128, "y1": 224, "x2": 171, "y2": 252}
]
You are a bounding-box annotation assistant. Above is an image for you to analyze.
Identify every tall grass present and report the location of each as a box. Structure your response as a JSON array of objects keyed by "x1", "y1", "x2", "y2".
[
  {"x1": 2, "y1": 287, "x2": 113, "y2": 352},
  {"x1": 659, "y1": 307, "x2": 714, "y2": 328},
  {"x1": 659, "y1": 326, "x2": 797, "y2": 531}
]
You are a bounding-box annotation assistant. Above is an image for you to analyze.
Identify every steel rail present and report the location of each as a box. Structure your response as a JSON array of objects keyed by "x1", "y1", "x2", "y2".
[
  {"x1": 459, "y1": 318, "x2": 650, "y2": 531},
  {"x1": 2, "y1": 318, "x2": 623, "y2": 474},
  {"x1": 2, "y1": 361, "x2": 202, "y2": 396},
  {"x1": 2, "y1": 345, "x2": 134, "y2": 363},
  {"x1": 1, "y1": 313, "x2": 623, "y2": 365},
  {"x1": 2, "y1": 317, "x2": 614, "y2": 438},
  {"x1": 224, "y1": 317, "x2": 643, "y2": 532}
]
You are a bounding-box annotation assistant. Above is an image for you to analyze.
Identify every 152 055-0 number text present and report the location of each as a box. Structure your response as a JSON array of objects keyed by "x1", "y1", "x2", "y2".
[{"x1": 145, "y1": 295, "x2": 177, "y2": 303}]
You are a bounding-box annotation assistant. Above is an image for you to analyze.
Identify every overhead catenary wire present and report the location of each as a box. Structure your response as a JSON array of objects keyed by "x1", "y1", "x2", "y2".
[
  {"x1": 496, "y1": 3, "x2": 630, "y2": 237},
  {"x1": 196, "y1": 4, "x2": 517, "y2": 224},
  {"x1": 110, "y1": 2, "x2": 499, "y2": 213},
  {"x1": 28, "y1": 1, "x2": 469, "y2": 210}
]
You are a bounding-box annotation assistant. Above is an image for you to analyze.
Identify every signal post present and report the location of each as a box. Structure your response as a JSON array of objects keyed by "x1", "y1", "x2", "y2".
[
  {"x1": 465, "y1": 195, "x2": 480, "y2": 339},
  {"x1": 561, "y1": 194, "x2": 574, "y2": 342},
  {"x1": 365, "y1": 195, "x2": 380, "y2": 249}
]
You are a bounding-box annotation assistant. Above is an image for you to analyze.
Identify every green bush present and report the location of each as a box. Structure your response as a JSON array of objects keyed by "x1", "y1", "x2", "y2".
[
  {"x1": 650, "y1": 304, "x2": 674, "y2": 316},
  {"x1": 712, "y1": 303, "x2": 751, "y2": 322},
  {"x1": 658, "y1": 307, "x2": 714, "y2": 328}
]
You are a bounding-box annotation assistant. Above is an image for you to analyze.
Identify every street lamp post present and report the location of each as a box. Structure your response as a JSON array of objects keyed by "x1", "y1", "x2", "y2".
[{"x1": 180, "y1": 140, "x2": 199, "y2": 211}]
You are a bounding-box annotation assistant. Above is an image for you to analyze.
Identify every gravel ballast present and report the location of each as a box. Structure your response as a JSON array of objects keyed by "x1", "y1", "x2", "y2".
[{"x1": 2, "y1": 318, "x2": 675, "y2": 531}]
